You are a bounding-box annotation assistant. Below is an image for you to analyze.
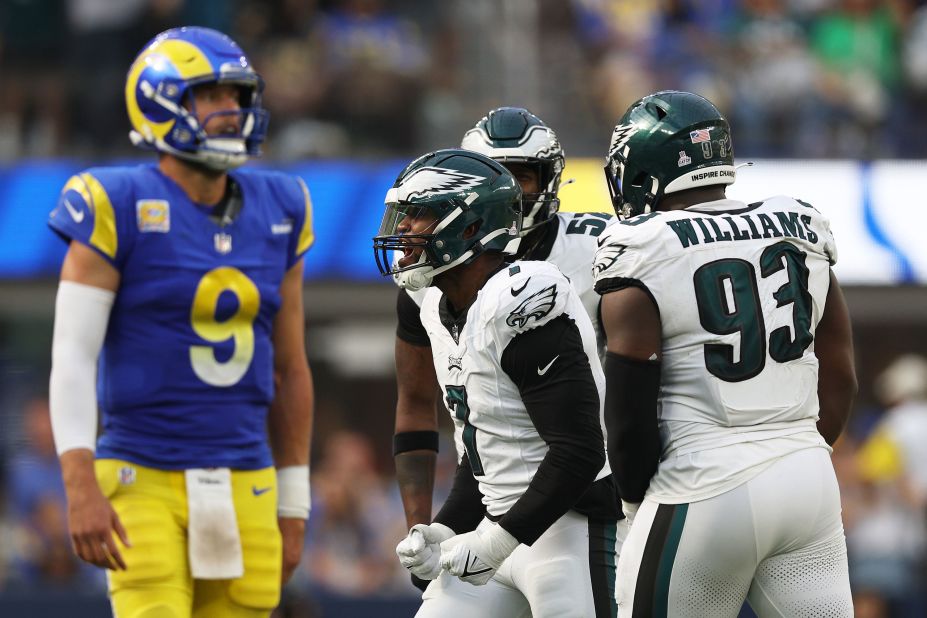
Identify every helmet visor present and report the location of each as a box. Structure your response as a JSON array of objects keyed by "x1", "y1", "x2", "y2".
[{"x1": 373, "y1": 202, "x2": 442, "y2": 277}]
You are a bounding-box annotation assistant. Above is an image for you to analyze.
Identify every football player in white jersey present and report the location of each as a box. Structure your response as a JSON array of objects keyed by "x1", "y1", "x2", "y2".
[
  {"x1": 375, "y1": 149, "x2": 620, "y2": 617},
  {"x1": 390, "y1": 110, "x2": 615, "y2": 584},
  {"x1": 594, "y1": 90, "x2": 856, "y2": 617}
]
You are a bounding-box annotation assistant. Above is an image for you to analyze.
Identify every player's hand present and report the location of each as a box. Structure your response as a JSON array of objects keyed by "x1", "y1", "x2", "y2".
[
  {"x1": 279, "y1": 517, "x2": 306, "y2": 585},
  {"x1": 396, "y1": 522, "x2": 455, "y2": 581},
  {"x1": 66, "y1": 484, "x2": 130, "y2": 570},
  {"x1": 439, "y1": 523, "x2": 519, "y2": 586}
]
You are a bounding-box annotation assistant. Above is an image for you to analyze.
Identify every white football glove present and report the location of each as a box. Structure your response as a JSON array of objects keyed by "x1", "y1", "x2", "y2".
[
  {"x1": 621, "y1": 500, "x2": 641, "y2": 527},
  {"x1": 439, "y1": 522, "x2": 519, "y2": 586},
  {"x1": 396, "y1": 522, "x2": 455, "y2": 580}
]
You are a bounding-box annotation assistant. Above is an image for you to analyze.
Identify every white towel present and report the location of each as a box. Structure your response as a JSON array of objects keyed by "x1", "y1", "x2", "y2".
[{"x1": 185, "y1": 468, "x2": 244, "y2": 579}]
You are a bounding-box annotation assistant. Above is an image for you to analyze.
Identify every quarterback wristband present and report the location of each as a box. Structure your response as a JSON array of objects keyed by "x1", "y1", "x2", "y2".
[
  {"x1": 393, "y1": 430, "x2": 440, "y2": 456},
  {"x1": 49, "y1": 280, "x2": 115, "y2": 455},
  {"x1": 277, "y1": 465, "x2": 311, "y2": 519}
]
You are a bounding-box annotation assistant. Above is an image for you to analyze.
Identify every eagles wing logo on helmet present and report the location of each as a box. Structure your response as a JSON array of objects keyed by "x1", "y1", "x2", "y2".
[
  {"x1": 506, "y1": 285, "x2": 558, "y2": 329},
  {"x1": 594, "y1": 242, "x2": 628, "y2": 276},
  {"x1": 397, "y1": 167, "x2": 487, "y2": 201},
  {"x1": 607, "y1": 123, "x2": 636, "y2": 165},
  {"x1": 535, "y1": 137, "x2": 563, "y2": 161}
]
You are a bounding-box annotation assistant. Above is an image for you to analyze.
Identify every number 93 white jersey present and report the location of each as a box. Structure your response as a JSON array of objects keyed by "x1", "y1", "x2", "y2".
[
  {"x1": 419, "y1": 260, "x2": 610, "y2": 516},
  {"x1": 594, "y1": 196, "x2": 837, "y2": 503}
]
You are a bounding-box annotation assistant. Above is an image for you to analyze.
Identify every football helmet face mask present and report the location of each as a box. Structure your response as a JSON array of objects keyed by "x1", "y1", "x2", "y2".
[
  {"x1": 374, "y1": 149, "x2": 523, "y2": 291},
  {"x1": 605, "y1": 90, "x2": 735, "y2": 219},
  {"x1": 460, "y1": 107, "x2": 564, "y2": 233},
  {"x1": 125, "y1": 26, "x2": 269, "y2": 171}
]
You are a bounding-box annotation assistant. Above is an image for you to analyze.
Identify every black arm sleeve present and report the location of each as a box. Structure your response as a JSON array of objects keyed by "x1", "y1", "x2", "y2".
[
  {"x1": 498, "y1": 315, "x2": 607, "y2": 545},
  {"x1": 603, "y1": 352, "x2": 661, "y2": 503},
  {"x1": 432, "y1": 453, "x2": 485, "y2": 534},
  {"x1": 396, "y1": 288, "x2": 430, "y2": 346}
]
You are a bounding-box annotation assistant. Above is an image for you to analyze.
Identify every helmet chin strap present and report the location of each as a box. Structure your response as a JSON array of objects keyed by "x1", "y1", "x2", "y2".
[{"x1": 394, "y1": 267, "x2": 433, "y2": 292}]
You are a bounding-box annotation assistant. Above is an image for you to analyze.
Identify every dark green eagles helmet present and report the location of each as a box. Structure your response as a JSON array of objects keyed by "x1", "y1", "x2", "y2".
[
  {"x1": 373, "y1": 149, "x2": 522, "y2": 291},
  {"x1": 461, "y1": 107, "x2": 564, "y2": 232},
  {"x1": 604, "y1": 90, "x2": 735, "y2": 219}
]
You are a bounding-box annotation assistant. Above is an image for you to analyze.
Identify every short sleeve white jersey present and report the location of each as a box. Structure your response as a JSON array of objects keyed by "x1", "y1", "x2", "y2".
[
  {"x1": 594, "y1": 196, "x2": 837, "y2": 503},
  {"x1": 420, "y1": 260, "x2": 610, "y2": 516},
  {"x1": 539, "y1": 211, "x2": 612, "y2": 343}
]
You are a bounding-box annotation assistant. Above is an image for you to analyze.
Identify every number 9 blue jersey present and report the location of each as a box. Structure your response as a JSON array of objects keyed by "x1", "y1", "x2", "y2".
[{"x1": 48, "y1": 164, "x2": 314, "y2": 470}]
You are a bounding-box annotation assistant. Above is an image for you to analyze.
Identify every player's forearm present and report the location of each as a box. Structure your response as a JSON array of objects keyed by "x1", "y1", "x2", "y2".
[
  {"x1": 394, "y1": 397, "x2": 440, "y2": 527},
  {"x1": 814, "y1": 270, "x2": 856, "y2": 446},
  {"x1": 817, "y1": 367, "x2": 856, "y2": 446},
  {"x1": 395, "y1": 450, "x2": 437, "y2": 528},
  {"x1": 268, "y1": 363, "x2": 314, "y2": 467},
  {"x1": 603, "y1": 352, "x2": 661, "y2": 502},
  {"x1": 60, "y1": 448, "x2": 102, "y2": 499},
  {"x1": 433, "y1": 454, "x2": 485, "y2": 534}
]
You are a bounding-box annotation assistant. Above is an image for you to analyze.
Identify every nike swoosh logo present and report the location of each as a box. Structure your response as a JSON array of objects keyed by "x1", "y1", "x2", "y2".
[
  {"x1": 511, "y1": 278, "x2": 531, "y2": 296},
  {"x1": 252, "y1": 486, "x2": 272, "y2": 496},
  {"x1": 537, "y1": 355, "x2": 560, "y2": 375},
  {"x1": 62, "y1": 198, "x2": 85, "y2": 223},
  {"x1": 461, "y1": 552, "x2": 492, "y2": 577}
]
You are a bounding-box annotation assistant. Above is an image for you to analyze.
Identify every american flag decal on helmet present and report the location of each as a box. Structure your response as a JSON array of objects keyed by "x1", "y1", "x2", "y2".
[{"x1": 689, "y1": 128, "x2": 711, "y2": 144}]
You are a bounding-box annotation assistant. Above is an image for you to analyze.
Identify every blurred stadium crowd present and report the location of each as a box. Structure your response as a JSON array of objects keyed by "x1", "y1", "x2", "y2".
[
  {"x1": 4, "y1": 0, "x2": 927, "y2": 161},
  {"x1": 3, "y1": 0, "x2": 927, "y2": 617}
]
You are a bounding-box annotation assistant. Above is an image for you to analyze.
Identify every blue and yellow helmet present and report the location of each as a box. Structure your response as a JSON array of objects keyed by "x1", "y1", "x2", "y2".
[{"x1": 125, "y1": 26, "x2": 269, "y2": 170}]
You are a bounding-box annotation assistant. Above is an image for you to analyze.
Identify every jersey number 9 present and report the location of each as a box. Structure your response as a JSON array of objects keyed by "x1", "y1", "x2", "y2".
[{"x1": 190, "y1": 267, "x2": 260, "y2": 387}]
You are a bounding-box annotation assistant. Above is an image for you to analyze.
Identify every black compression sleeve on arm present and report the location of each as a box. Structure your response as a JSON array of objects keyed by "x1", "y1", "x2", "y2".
[
  {"x1": 433, "y1": 453, "x2": 485, "y2": 534},
  {"x1": 396, "y1": 288, "x2": 430, "y2": 346},
  {"x1": 603, "y1": 351, "x2": 661, "y2": 503},
  {"x1": 498, "y1": 315, "x2": 606, "y2": 545}
]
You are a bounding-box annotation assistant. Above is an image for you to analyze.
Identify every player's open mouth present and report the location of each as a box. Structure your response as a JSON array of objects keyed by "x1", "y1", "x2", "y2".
[
  {"x1": 397, "y1": 248, "x2": 414, "y2": 267},
  {"x1": 397, "y1": 243, "x2": 421, "y2": 268}
]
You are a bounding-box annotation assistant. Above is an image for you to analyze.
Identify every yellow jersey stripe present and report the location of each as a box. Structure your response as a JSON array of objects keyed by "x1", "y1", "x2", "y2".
[
  {"x1": 81, "y1": 173, "x2": 118, "y2": 259},
  {"x1": 295, "y1": 177, "x2": 315, "y2": 255}
]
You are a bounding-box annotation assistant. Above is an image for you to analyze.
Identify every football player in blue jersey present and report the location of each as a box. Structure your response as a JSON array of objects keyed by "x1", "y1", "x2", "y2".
[{"x1": 47, "y1": 27, "x2": 314, "y2": 617}]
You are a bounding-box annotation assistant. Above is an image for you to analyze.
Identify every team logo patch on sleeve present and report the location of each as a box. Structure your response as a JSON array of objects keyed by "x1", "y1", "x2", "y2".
[
  {"x1": 594, "y1": 243, "x2": 627, "y2": 276},
  {"x1": 506, "y1": 284, "x2": 557, "y2": 328},
  {"x1": 136, "y1": 200, "x2": 170, "y2": 232}
]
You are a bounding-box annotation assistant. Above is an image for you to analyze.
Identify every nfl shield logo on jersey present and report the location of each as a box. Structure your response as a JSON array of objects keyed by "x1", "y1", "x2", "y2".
[
  {"x1": 118, "y1": 465, "x2": 137, "y2": 485},
  {"x1": 214, "y1": 232, "x2": 233, "y2": 254}
]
